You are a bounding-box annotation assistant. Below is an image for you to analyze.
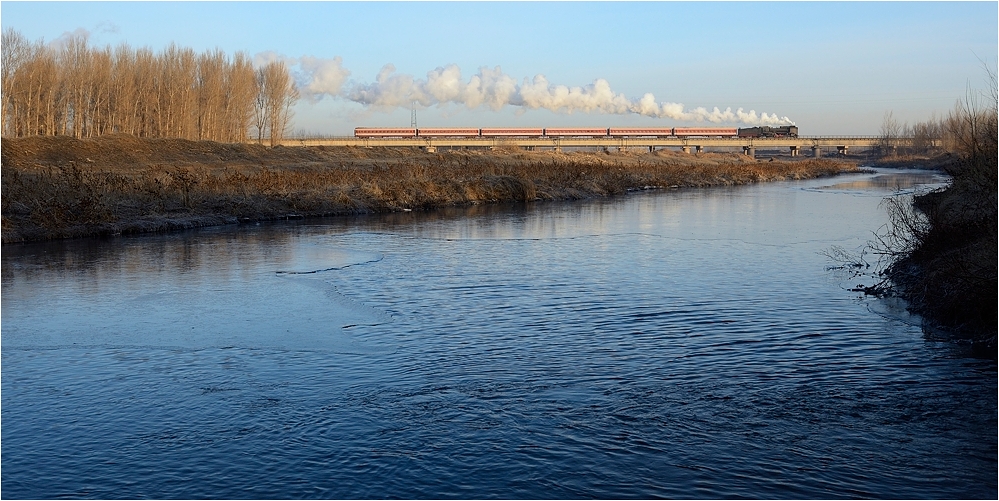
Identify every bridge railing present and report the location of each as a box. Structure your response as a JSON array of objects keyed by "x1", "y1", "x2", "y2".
[
  {"x1": 280, "y1": 134, "x2": 902, "y2": 142},
  {"x1": 797, "y1": 135, "x2": 885, "y2": 139}
]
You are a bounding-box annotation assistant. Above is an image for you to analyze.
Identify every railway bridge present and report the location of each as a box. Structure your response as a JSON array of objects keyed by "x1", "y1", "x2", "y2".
[{"x1": 276, "y1": 135, "x2": 910, "y2": 158}]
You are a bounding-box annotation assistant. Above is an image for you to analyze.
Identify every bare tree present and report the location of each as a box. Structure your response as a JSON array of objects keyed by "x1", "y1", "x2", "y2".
[
  {"x1": 223, "y1": 51, "x2": 256, "y2": 142},
  {"x1": 108, "y1": 43, "x2": 136, "y2": 135},
  {"x1": 878, "y1": 111, "x2": 902, "y2": 157},
  {"x1": 951, "y1": 64, "x2": 998, "y2": 162},
  {"x1": 156, "y1": 43, "x2": 195, "y2": 139},
  {"x1": 273, "y1": 75, "x2": 299, "y2": 145},
  {"x1": 175, "y1": 46, "x2": 198, "y2": 139},
  {"x1": 20, "y1": 41, "x2": 60, "y2": 137},
  {"x1": 253, "y1": 67, "x2": 269, "y2": 143},
  {"x1": 945, "y1": 78, "x2": 998, "y2": 162},
  {"x1": 132, "y1": 47, "x2": 157, "y2": 137},
  {"x1": 909, "y1": 112, "x2": 944, "y2": 154},
  {"x1": 196, "y1": 49, "x2": 227, "y2": 141},
  {"x1": 59, "y1": 31, "x2": 92, "y2": 138},
  {"x1": 2, "y1": 28, "x2": 30, "y2": 136},
  {"x1": 87, "y1": 46, "x2": 113, "y2": 136},
  {"x1": 1, "y1": 29, "x2": 296, "y2": 142},
  {"x1": 254, "y1": 60, "x2": 299, "y2": 146}
]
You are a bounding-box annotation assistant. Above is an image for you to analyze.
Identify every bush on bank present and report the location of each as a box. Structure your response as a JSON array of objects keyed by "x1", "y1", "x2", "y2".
[
  {"x1": 874, "y1": 81, "x2": 998, "y2": 352},
  {"x1": 876, "y1": 153, "x2": 997, "y2": 352}
]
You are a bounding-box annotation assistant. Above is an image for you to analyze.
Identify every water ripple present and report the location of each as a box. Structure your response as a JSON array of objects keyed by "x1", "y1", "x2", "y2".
[{"x1": 2, "y1": 170, "x2": 994, "y2": 499}]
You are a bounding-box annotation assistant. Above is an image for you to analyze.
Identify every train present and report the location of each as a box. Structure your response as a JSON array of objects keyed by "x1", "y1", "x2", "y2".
[
  {"x1": 354, "y1": 125, "x2": 798, "y2": 138},
  {"x1": 736, "y1": 126, "x2": 799, "y2": 138}
]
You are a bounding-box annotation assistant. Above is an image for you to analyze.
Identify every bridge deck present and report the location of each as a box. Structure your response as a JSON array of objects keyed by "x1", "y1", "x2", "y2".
[{"x1": 277, "y1": 136, "x2": 895, "y2": 150}]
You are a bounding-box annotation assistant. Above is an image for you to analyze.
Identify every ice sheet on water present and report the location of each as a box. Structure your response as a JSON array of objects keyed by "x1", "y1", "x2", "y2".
[
  {"x1": 1, "y1": 245, "x2": 394, "y2": 353},
  {"x1": 272, "y1": 241, "x2": 384, "y2": 274}
]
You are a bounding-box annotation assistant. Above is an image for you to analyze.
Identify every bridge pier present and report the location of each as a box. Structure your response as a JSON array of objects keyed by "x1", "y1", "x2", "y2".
[
  {"x1": 743, "y1": 146, "x2": 755, "y2": 157},
  {"x1": 837, "y1": 146, "x2": 849, "y2": 156},
  {"x1": 681, "y1": 146, "x2": 690, "y2": 154},
  {"x1": 811, "y1": 146, "x2": 821, "y2": 158},
  {"x1": 695, "y1": 145, "x2": 704, "y2": 154},
  {"x1": 424, "y1": 146, "x2": 437, "y2": 153},
  {"x1": 789, "y1": 146, "x2": 800, "y2": 157}
]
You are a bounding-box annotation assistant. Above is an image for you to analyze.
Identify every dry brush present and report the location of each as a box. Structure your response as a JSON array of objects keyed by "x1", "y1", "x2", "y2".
[
  {"x1": 871, "y1": 67, "x2": 997, "y2": 350},
  {"x1": 2, "y1": 135, "x2": 858, "y2": 243}
]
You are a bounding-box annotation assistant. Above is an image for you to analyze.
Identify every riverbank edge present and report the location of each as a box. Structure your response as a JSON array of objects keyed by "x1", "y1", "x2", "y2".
[
  {"x1": 2, "y1": 136, "x2": 861, "y2": 244},
  {"x1": 1, "y1": 172, "x2": 854, "y2": 245},
  {"x1": 877, "y1": 155, "x2": 997, "y2": 353},
  {"x1": 866, "y1": 154, "x2": 955, "y2": 171}
]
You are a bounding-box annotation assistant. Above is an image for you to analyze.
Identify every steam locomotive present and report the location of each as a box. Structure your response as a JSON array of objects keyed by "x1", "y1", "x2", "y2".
[
  {"x1": 354, "y1": 125, "x2": 798, "y2": 138},
  {"x1": 736, "y1": 126, "x2": 799, "y2": 138}
]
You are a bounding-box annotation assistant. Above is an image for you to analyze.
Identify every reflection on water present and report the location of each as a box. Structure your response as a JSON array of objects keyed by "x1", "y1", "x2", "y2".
[
  {"x1": 814, "y1": 169, "x2": 949, "y2": 192},
  {"x1": 2, "y1": 168, "x2": 994, "y2": 499},
  {"x1": 2, "y1": 228, "x2": 390, "y2": 351}
]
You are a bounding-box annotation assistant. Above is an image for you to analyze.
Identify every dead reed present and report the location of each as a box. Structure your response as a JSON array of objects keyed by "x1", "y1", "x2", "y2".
[
  {"x1": 2, "y1": 135, "x2": 858, "y2": 243},
  {"x1": 868, "y1": 69, "x2": 997, "y2": 350},
  {"x1": 871, "y1": 155, "x2": 997, "y2": 351}
]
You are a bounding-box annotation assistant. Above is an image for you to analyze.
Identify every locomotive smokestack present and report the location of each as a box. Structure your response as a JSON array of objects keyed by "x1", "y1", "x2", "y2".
[{"x1": 288, "y1": 57, "x2": 794, "y2": 125}]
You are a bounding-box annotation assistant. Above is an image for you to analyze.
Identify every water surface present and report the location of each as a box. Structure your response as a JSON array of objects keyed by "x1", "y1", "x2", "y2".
[{"x1": 2, "y1": 168, "x2": 994, "y2": 499}]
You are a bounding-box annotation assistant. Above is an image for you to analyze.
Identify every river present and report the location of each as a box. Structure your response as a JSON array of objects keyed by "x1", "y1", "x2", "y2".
[{"x1": 1, "y1": 167, "x2": 995, "y2": 499}]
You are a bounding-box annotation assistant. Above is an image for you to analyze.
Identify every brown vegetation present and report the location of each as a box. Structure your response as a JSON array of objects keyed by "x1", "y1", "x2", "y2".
[
  {"x1": 870, "y1": 69, "x2": 997, "y2": 351},
  {"x1": 1, "y1": 134, "x2": 857, "y2": 243}
]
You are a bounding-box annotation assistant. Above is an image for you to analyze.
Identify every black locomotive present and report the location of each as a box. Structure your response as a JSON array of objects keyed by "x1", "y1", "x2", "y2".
[{"x1": 737, "y1": 126, "x2": 799, "y2": 138}]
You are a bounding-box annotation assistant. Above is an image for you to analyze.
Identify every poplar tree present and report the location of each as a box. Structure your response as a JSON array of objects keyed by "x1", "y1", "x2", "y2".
[
  {"x1": 1, "y1": 29, "x2": 297, "y2": 143},
  {"x1": 254, "y1": 60, "x2": 299, "y2": 145}
]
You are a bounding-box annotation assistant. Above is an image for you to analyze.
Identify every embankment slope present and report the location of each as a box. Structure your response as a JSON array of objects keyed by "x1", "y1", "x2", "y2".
[{"x1": 2, "y1": 135, "x2": 858, "y2": 243}]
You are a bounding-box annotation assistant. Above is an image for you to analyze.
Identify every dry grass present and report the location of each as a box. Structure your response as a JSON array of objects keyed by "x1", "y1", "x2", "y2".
[
  {"x1": 2, "y1": 135, "x2": 858, "y2": 243},
  {"x1": 868, "y1": 72, "x2": 998, "y2": 350},
  {"x1": 872, "y1": 154, "x2": 997, "y2": 351}
]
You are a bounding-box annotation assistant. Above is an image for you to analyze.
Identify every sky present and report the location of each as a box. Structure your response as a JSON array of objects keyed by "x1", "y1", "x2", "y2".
[{"x1": 2, "y1": 1, "x2": 996, "y2": 136}]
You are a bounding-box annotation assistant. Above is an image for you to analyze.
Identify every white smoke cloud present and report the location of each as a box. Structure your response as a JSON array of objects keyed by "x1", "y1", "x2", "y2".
[
  {"x1": 252, "y1": 53, "x2": 352, "y2": 104},
  {"x1": 49, "y1": 28, "x2": 92, "y2": 50},
  {"x1": 253, "y1": 50, "x2": 288, "y2": 68},
  {"x1": 297, "y1": 56, "x2": 351, "y2": 102},
  {"x1": 283, "y1": 56, "x2": 794, "y2": 125},
  {"x1": 95, "y1": 21, "x2": 120, "y2": 35},
  {"x1": 347, "y1": 64, "x2": 427, "y2": 108}
]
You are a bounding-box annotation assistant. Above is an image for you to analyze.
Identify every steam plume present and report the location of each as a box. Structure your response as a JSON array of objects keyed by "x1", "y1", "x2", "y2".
[{"x1": 284, "y1": 56, "x2": 794, "y2": 126}]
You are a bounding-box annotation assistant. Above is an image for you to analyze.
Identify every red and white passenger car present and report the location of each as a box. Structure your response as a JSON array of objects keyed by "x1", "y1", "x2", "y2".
[
  {"x1": 479, "y1": 128, "x2": 545, "y2": 137},
  {"x1": 353, "y1": 128, "x2": 417, "y2": 138},
  {"x1": 672, "y1": 127, "x2": 738, "y2": 137}
]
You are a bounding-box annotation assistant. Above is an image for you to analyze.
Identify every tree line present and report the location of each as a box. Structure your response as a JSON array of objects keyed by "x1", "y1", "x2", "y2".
[
  {"x1": 1, "y1": 28, "x2": 298, "y2": 145},
  {"x1": 878, "y1": 82, "x2": 998, "y2": 159}
]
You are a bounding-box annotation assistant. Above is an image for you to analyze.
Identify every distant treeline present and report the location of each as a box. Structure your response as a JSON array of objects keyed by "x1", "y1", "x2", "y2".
[
  {"x1": 877, "y1": 100, "x2": 996, "y2": 158},
  {"x1": 1, "y1": 28, "x2": 298, "y2": 144}
]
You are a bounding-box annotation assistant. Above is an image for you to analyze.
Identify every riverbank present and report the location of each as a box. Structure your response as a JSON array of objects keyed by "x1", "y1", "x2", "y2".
[
  {"x1": 868, "y1": 153, "x2": 956, "y2": 170},
  {"x1": 880, "y1": 153, "x2": 997, "y2": 352},
  {"x1": 1, "y1": 135, "x2": 859, "y2": 243}
]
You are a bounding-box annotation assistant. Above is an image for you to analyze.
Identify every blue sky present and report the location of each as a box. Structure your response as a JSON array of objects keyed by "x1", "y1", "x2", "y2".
[{"x1": 2, "y1": 1, "x2": 996, "y2": 135}]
